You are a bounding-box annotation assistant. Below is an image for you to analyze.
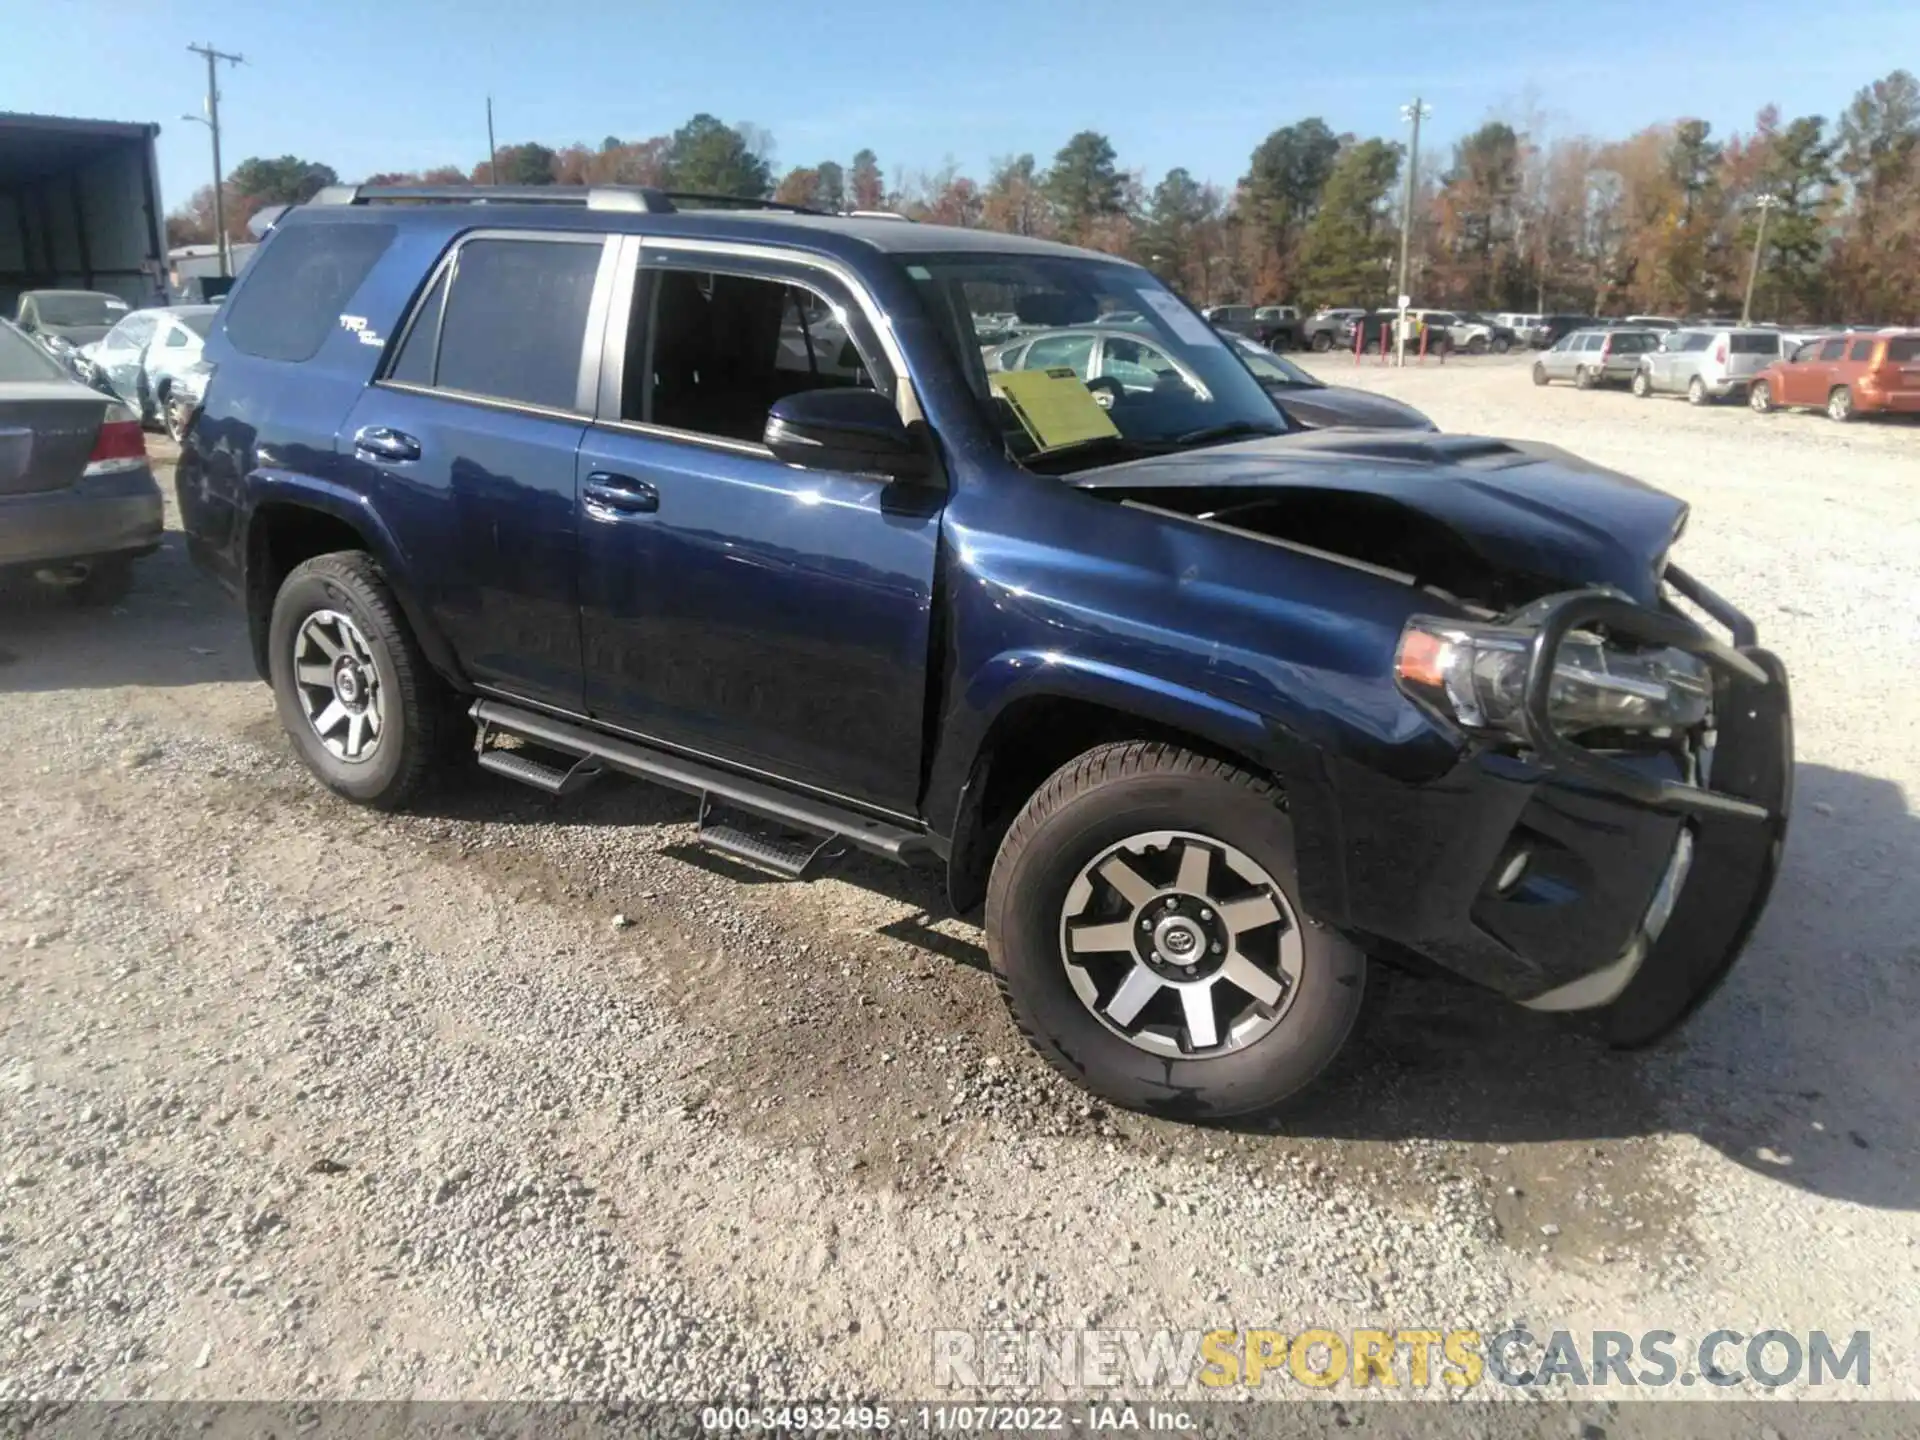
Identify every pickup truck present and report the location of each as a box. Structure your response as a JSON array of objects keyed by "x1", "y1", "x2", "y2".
[
  {"x1": 176, "y1": 186, "x2": 1793, "y2": 1120},
  {"x1": 1201, "y1": 304, "x2": 1299, "y2": 351}
]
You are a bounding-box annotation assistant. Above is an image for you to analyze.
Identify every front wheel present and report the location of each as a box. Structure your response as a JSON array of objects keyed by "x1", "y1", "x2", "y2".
[
  {"x1": 161, "y1": 388, "x2": 189, "y2": 441},
  {"x1": 1309, "y1": 331, "x2": 1332, "y2": 353},
  {"x1": 1492, "y1": 336, "x2": 1512, "y2": 355},
  {"x1": 1828, "y1": 386, "x2": 1855, "y2": 422},
  {"x1": 268, "y1": 551, "x2": 453, "y2": 810},
  {"x1": 1532, "y1": 361, "x2": 1549, "y2": 386},
  {"x1": 1468, "y1": 335, "x2": 1489, "y2": 355},
  {"x1": 1749, "y1": 380, "x2": 1774, "y2": 414},
  {"x1": 985, "y1": 741, "x2": 1366, "y2": 1119}
]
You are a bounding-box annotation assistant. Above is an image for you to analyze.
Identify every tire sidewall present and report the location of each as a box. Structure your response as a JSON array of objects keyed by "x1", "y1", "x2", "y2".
[
  {"x1": 1830, "y1": 387, "x2": 1852, "y2": 421},
  {"x1": 1688, "y1": 377, "x2": 1707, "y2": 405},
  {"x1": 1532, "y1": 362, "x2": 1548, "y2": 386},
  {"x1": 1632, "y1": 370, "x2": 1650, "y2": 397},
  {"x1": 1751, "y1": 382, "x2": 1771, "y2": 413},
  {"x1": 268, "y1": 566, "x2": 412, "y2": 804},
  {"x1": 988, "y1": 764, "x2": 1365, "y2": 1119}
]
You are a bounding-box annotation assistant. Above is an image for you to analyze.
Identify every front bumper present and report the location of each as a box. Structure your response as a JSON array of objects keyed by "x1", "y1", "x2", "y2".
[
  {"x1": 0, "y1": 466, "x2": 164, "y2": 570},
  {"x1": 1288, "y1": 576, "x2": 1791, "y2": 1045}
]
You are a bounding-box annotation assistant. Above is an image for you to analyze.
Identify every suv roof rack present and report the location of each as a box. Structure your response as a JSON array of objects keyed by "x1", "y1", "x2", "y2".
[{"x1": 306, "y1": 185, "x2": 822, "y2": 217}]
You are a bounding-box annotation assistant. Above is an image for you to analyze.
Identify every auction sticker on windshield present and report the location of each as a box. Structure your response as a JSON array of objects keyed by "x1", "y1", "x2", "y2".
[
  {"x1": 1138, "y1": 289, "x2": 1222, "y2": 348},
  {"x1": 991, "y1": 367, "x2": 1120, "y2": 452}
]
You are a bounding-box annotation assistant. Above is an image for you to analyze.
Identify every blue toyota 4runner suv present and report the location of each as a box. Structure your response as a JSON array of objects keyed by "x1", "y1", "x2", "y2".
[{"x1": 177, "y1": 186, "x2": 1791, "y2": 1119}]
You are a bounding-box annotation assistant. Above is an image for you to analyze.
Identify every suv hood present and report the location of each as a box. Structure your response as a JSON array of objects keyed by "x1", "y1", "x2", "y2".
[{"x1": 1071, "y1": 429, "x2": 1688, "y2": 606}]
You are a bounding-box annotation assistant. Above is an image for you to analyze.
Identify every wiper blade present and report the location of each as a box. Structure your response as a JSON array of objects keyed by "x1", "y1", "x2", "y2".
[{"x1": 1170, "y1": 420, "x2": 1289, "y2": 447}]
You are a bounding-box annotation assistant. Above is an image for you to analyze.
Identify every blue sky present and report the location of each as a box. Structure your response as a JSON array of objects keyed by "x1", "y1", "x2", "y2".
[{"x1": 8, "y1": 0, "x2": 1916, "y2": 211}]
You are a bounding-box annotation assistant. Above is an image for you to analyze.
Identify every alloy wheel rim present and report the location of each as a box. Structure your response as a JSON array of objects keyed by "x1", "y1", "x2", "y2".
[
  {"x1": 1058, "y1": 830, "x2": 1304, "y2": 1058},
  {"x1": 292, "y1": 609, "x2": 384, "y2": 763}
]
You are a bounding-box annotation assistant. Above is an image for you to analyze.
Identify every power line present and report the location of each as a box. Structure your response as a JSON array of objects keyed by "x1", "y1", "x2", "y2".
[
  {"x1": 186, "y1": 43, "x2": 245, "y2": 277},
  {"x1": 1740, "y1": 193, "x2": 1785, "y2": 327}
]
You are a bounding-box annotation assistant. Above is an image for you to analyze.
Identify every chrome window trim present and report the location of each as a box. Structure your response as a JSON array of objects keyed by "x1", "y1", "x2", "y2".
[
  {"x1": 587, "y1": 415, "x2": 773, "y2": 460},
  {"x1": 373, "y1": 379, "x2": 586, "y2": 424}
]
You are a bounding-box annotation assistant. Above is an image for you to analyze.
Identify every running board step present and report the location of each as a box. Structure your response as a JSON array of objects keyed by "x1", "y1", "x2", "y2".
[
  {"x1": 475, "y1": 747, "x2": 603, "y2": 796},
  {"x1": 468, "y1": 699, "x2": 940, "y2": 869},
  {"x1": 697, "y1": 817, "x2": 840, "y2": 880}
]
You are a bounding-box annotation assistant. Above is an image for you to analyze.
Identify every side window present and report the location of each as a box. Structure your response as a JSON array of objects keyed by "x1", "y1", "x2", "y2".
[
  {"x1": 1101, "y1": 335, "x2": 1179, "y2": 386},
  {"x1": 432, "y1": 238, "x2": 601, "y2": 410},
  {"x1": 1817, "y1": 337, "x2": 1847, "y2": 362},
  {"x1": 1791, "y1": 342, "x2": 1819, "y2": 362},
  {"x1": 1022, "y1": 333, "x2": 1096, "y2": 377},
  {"x1": 1848, "y1": 340, "x2": 1874, "y2": 362},
  {"x1": 632, "y1": 265, "x2": 890, "y2": 444},
  {"x1": 162, "y1": 323, "x2": 191, "y2": 349},
  {"x1": 1551, "y1": 334, "x2": 1575, "y2": 352},
  {"x1": 225, "y1": 222, "x2": 396, "y2": 363},
  {"x1": 1682, "y1": 333, "x2": 1714, "y2": 353}
]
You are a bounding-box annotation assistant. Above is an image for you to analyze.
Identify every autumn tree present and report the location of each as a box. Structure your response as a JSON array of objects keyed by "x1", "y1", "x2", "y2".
[
  {"x1": 982, "y1": 154, "x2": 1049, "y2": 236},
  {"x1": 774, "y1": 167, "x2": 823, "y2": 207},
  {"x1": 849, "y1": 150, "x2": 885, "y2": 210},
  {"x1": 1833, "y1": 70, "x2": 1920, "y2": 319}
]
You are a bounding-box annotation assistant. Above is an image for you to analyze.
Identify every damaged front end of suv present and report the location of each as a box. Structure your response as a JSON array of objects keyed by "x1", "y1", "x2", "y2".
[{"x1": 1040, "y1": 428, "x2": 1791, "y2": 1049}]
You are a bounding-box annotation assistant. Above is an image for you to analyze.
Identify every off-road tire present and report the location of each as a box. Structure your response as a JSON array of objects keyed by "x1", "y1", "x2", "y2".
[
  {"x1": 984, "y1": 741, "x2": 1366, "y2": 1119},
  {"x1": 267, "y1": 550, "x2": 451, "y2": 810}
]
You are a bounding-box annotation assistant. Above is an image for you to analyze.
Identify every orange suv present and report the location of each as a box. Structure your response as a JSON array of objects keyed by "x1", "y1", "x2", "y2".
[{"x1": 1750, "y1": 330, "x2": 1920, "y2": 421}]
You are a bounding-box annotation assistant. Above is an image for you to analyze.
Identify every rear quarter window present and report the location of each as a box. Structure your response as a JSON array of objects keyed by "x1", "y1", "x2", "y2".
[
  {"x1": 1729, "y1": 333, "x2": 1779, "y2": 355},
  {"x1": 1887, "y1": 337, "x2": 1920, "y2": 363},
  {"x1": 223, "y1": 222, "x2": 398, "y2": 363}
]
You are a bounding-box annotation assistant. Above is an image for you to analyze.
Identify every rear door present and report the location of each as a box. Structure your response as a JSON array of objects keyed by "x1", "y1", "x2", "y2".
[
  {"x1": 1796, "y1": 336, "x2": 1847, "y2": 406},
  {"x1": 337, "y1": 231, "x2": 614, "y2": 712},
  {"x1": 1876, "y1": 334, "x2": 1920, "y2": 401},
  {"x1": 1725, "y1": 330, "x2": 1780, "y2": 384},
  {"x1": 574, "y1": 237, "x2": 942, "y2": 814}
]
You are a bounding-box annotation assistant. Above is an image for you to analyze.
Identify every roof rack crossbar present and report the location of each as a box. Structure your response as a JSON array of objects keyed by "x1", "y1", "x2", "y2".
[
  {"x1": 652, "y1": 191, "x2": 820, "y2": 214},
  {"x1": 308, "y1": 184, "x2": 676, "y2": 213}
]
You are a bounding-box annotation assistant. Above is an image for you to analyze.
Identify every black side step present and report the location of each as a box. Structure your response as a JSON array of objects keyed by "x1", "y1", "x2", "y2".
[
  {"x1": 469, "y1": 700, "x2": 939, "y2": 868},
  {"x1": 696, "y1": 793, "x2": 844, "y2": 880},
  {"x1": 475, "y1": 747, "x2": 604, "y2": 796}
]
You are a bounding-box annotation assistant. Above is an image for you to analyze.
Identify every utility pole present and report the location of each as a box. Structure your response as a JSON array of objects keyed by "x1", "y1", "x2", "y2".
[
  {"x1": 1740, "y1": 193, "x2": 1783, "y2": 326},
  {"x1": 187, "y1": 43, "x2": 243, "y2": 276},
  {"x1": 1395, "y1": 98, "x2": 1431, "y2": 367},
  {"x1": 486, "y1": 96, "x2": 498, "y2": 186}
]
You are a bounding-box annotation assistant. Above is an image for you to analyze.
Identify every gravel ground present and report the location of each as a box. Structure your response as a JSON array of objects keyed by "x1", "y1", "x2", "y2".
[{"x1": 1, "y1": 369, "x2": 1916, "y2": 1421}]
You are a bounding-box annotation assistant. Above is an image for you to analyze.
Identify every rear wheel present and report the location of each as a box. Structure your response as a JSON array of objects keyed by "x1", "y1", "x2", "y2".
[
  {"x1": 1532, "y1": 361, "x2": 1549, "y2": 386},
  {"x1": 985, "y1": 741, "x2": 1366, "y2": 1119},
  {"x1": 1687, "y1": 376, "x2": 1709, "y2": 406},
  {"x1": 161, "y1": 387, "x2": 189, "y2": 441},
  {"x1": 1749, "y1": 380, "x2": 1774, "y2": 414},
  {"x1": 1631, "y1": 369, "x2": 1652, "y2": 398},
  {"x1": 1492, "y1": 335, "x2": 1512, "y2": 355},
  {"x1": 1574, "y1": 365, "x2": 1596, "y2": 390},
  {"x1": 1310, "y1": 331, "x2": 1332, "y2": 353},
  {"x1": 1827, "y1": 386, "x2": 1854, "y2": 422},
  {"x1": 1468, "y1": 335, "x2": 1489, "y2": 355},
  {"x1": 268, "y1": 551, "x2": 452, "y2": 810}
]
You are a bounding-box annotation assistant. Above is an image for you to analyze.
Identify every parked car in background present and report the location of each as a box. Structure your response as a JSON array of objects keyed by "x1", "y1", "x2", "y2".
[
  {"x1": 1301, "y1": 308, "x2": 1367, "y2": 351},
  {"x1": 1630, "y1": 327, "x2": 1781, "y2": 404},
  {"x1": 76, "y1": 304, "x2": 219, "y2": 438},
  {"x1": 1445, "y1": 312, "x2": 1517, "y2": 354},
  {"x1": 1532, "y1": 328, "x2": 1661, "y2": 388},
  {"x1": 1338, "y1": 311, "x2": 1398, "y2": 351},
  {"x1": 0, "y1": 319, "x2": 161, "y2": 604},
  {"x1": 1624, "y1": 314, "x2": 1681, "y2": 332},
  {"x1": 1494, "y1": 312, "x2": 1544, "y2": 336},
  {"x1": 1528, "y1": 314, "x2": 1600, "y2": 348},
  {"x1": 12, "y1": 289, "x2": 132, "y2": 372},
  {"x1": 1221, "y1": 332, "x2": 1435, "y2": 430},
  {"x1": 1749, "y1": 330, "x2": 1920, "y2": 421},
  {"x1": 1202, "y1": 303, "x2": 1297, "y2": 350}
]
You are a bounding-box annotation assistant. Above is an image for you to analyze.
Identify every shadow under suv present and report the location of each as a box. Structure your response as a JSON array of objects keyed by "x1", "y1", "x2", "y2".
[{"x1": 175, "y1": 185, "x2": 1793, "y2": 1120}]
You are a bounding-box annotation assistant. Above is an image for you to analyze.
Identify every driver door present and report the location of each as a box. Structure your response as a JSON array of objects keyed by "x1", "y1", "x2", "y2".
[{"x1": 574, "y1": 241, "x2": 943, "y2": 814}]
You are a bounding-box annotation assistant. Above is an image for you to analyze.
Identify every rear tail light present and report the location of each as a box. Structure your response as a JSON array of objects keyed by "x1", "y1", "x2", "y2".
[
  {"x1": 84, "y1": 410, "x2": 146, "y2": 477},
  {"x1": 1714, "y1": 341, "x2": 1728, "y2": 364},
  {"x1": 1600, "y1": 336, "x2": 1614, "y2": 359}
]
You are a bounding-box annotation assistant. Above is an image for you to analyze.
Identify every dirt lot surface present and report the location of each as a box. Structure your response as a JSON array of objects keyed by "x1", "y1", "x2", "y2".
[{"x1": 3, "y1": 361, "x2": 1917, "y2": 1422}]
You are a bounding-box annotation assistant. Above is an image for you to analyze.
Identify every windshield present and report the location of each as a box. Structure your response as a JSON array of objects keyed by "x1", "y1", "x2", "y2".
[
  {"x1": 1226, "y1": 334, "x2": 1323, "y2": 388},
  {"x1": 0, "y1": 323, "x2": 70, "y2": 382},
  {"x1": 903, "y1": 254, "x2": 1287, "y2": 471},
  {"x1": 33, "y1": 292, "x2": 128, "y2": 327}
]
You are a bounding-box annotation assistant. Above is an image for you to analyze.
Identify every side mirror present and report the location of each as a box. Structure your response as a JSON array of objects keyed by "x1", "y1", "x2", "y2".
[{"x1": 764, "y1": 387, "x2": 929, "y2": 482}]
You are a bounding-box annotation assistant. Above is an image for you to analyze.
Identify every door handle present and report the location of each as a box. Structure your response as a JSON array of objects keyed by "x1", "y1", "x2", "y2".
[
  {"x1": 354, "y1": 425, "x2": 421, "y2": 462},
  {"x1": 583, "y1": 472, "x2": 659, "y2": 519}
]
